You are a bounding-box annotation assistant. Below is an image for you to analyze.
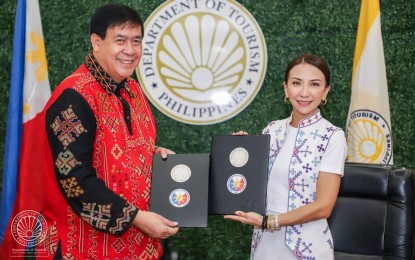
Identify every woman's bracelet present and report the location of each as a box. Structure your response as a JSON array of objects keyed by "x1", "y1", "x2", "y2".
[
  {"x1": 261, "y1": 215, "x2": 267, "y2": 231},
  {"x1": 274, "y1": 214, "x2": 281, "y2": 231},
  {"x1": 264, "y1": 214, "x2": 281, "y2": 231}
]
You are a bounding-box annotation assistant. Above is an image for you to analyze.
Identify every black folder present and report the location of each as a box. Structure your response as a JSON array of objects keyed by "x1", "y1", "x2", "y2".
[
  {"x1": 209, "y1": 134, "x2": 270, "y2": 215},
  {"x1": 150, "y1": 154, "x2": 210, "y2": 227}
]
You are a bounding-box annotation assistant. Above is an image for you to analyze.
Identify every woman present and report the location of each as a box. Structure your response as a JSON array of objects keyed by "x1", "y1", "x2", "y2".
[{"x1": 224, "y1": 54, "x2": 347, "y2": 259}]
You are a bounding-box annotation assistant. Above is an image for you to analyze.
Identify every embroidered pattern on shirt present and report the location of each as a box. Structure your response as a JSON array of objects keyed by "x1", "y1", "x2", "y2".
[
  {"x1": 62, "y1": 252, "x2": 75, "y2": 260},
  {"x1": 131, "y1": 96, "x2": 145, "y2": 112},
  {"x1": 87, "y1": 230, "x2": 98, "y2": 260},
  {"x1": 142, "y1": 185, "x2": 151, "y2": 204},
  {"x1": 103, "y1": 115, "x2": 120, "y2": 134},
  {"x1": 285, "y1": 119, "x2": 338, "y2": 259},
  {"x1": 84, "y1": 51, "x2": 134, "y2": 97},
  {"x1": 258, "y1": 111, "x2": 339, "y2": 259},
  {"x1": 266, "y1": 125, "x2": 285, "y2": 175},
  {"x1": 51, "y1": 105, "x2": 86, "y2": 148},
  {"x1": 324, "y1": 225, "x2": 334, "y2": 249},
  {"x1": 109, "y1": 203, "x2": 137, "y2": 234},
  {"x1": 111, "y1": 144, "x2": 123, "y2": 160},
  {"x1": 80, "y1": 202, "x2": 112, "y2": 230},
  {"x1": 250, "y1": 229, "x2": 263, "y2": 257},
  {"x1": 66, "y1": 206, "x2": 76, "y2": 250},
  {"x1": 56, "y1": 60, "x2": 160, "y2": 257},
  {"x1": 97, "y1": 92, "x2": 114, "y2": 113},
  {"x1": 112, "y1": 238, "x2": 126, "y2": 253},
  {"x1": 140, "y1": 242, "x2": 159, "y2": 259},
  {"x1": 135, "y1": 232, "x2": 145, "y2": 245},
  {"x1": 60, "y1": 177, "x2": 84, "y2": 198},
  {"x1": 40, "y1": 223, "x2": 58, "y2": 256},
  {"x1": 292, "y1": 238, "x2": 313, "y2": 259},
  {"x1": 298, "y1": 113, "x2": 321, "y2": 128},
  {"x1": 55, "y1": 150, "x2": 81, "y2": 175}
]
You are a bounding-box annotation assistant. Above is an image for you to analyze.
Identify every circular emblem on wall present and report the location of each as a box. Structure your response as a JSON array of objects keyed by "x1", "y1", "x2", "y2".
[
  {"x1": 229, "y1": 147, "x2": 249, "y2": 167},
  {"x1": 169, "y1": 189, "x2": 191, "y2": 207},
  {"x1": 227, "y1": 174, "x2": 247, "y2": 194},
  {"x1": 171, "y1": 164, "x2": 191, "y2": 182},
  {"x1": 347, "y1": 109, "x2": 392, "y2": 164},
  {"x1": 11, "y1": 210, "x2": 47, "y2": 247},
  {"x1": 137, "y1": 0, "x2": 267, "y2": 125}
]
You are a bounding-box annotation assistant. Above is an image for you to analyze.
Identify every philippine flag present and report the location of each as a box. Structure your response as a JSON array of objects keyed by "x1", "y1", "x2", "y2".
[{"x1": 0, "y1": 0, "x2": 51, "y2": 257}]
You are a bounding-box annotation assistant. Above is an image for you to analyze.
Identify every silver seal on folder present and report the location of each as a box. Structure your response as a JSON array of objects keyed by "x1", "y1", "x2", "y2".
[
  {"x1": 171, "y1": 164, "x2": 191, "y2": 182},
  {"x1": 229, "y1": 147, "x2": 249, "y2": 167}
]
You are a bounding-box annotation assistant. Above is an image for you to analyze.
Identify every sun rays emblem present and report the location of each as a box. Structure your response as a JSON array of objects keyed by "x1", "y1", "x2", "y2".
[
  {"x1": 229, "y1": 147, "x2": 249, "y2": 167},
  {"x1": 159, "y1": 14, "x2": 245, "y2": 103},
  {"x1": 138, "y1": 0, "x2": 267, "y2": 125},
  {"x1": 11, "y1": 210, "x2": 47, "y2": 247},
  {"x1": 347, "y1": 110, "x2": 392, "y2": 164}
]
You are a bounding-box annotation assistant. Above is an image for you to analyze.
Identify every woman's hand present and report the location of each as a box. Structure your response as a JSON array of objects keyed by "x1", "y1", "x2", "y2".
[
  {"x1": 224, "y1": 211, "x2": 263, "y2": 228},
  {"x1": 232, "y1": 131, "x2": 249, "y2": 136}
]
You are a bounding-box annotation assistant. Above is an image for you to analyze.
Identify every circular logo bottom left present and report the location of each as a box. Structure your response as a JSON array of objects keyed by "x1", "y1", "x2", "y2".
[{"x1": 11, "y1": 210, "x2": 47, "y2": 247}]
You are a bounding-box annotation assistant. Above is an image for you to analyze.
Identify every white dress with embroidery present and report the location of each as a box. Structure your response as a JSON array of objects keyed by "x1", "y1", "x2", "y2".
[{"x1": 251, "y1": 112, "x2": 347, "y2": 260}]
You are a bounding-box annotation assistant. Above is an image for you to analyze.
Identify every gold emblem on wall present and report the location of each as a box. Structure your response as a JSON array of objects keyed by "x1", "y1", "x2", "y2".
[
  {"x1": 137, "y1": 0, "x2": 267, "y2": 125},
  {"x1": 347, "y1": 109, "x2": 392, "y2": 164}
]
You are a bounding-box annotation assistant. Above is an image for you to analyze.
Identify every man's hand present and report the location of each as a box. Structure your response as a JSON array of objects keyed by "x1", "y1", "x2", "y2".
[
  {"x1": 154, "y1": 146, "x2": 175, "y2": 159},
  {"x1": 133, "y1": 210, "x2": 179, "y2": 239}
]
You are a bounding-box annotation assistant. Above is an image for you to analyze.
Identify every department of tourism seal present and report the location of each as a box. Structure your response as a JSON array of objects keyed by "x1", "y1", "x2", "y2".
[
  {"x1": 11, "y1": 210, "x2": 47, "y2": 247},
  {"x1": 229, "y1": 147, "x2": 249, "y2": 167},
  {"x1": 346, "y1": 109, "x2": 392, "y2": 164},
  {"x1": 171, "y1": 164, "x2": 192, "y2": 182},
  {"x1": 137, "y1": 0, "x2": 267, "y2": 125}
]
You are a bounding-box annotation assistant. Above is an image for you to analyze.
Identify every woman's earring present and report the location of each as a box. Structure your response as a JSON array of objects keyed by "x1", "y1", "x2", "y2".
[
  {"x1": 321, "y1": 98, "x2": 327, "y2": 105},
  {"x1": 284, "y1": 96, "x2": 289, "y2": 103}
]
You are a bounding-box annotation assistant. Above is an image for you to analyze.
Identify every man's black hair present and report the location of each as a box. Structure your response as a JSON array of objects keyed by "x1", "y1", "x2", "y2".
[{"x1": 90, "y1": 3, "x2": 144, "y2": 39}]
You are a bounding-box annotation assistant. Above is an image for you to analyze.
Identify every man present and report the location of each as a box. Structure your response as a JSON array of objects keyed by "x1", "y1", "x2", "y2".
[{"x1": 43, "y1": 3, "x2": 178, "y2": 259}]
